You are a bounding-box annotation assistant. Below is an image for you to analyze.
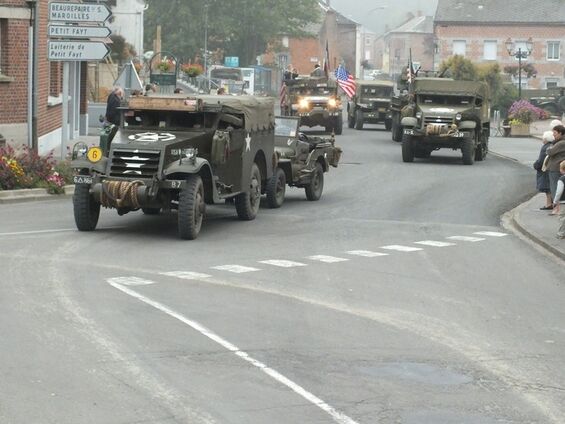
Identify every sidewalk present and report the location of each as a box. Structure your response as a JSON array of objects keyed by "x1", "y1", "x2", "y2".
[{"x1": 490, "y1": 119, "x2": 565, "y2": 261}]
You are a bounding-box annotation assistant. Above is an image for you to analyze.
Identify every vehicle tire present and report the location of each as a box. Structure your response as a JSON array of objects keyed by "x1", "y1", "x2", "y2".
[
  {"x1": 235, "y1": 162, "x2": 261, "y2": 220},
  {"x1": 142, "y1": 207, "x2": 160, "y2": 215},
  {"x1": 354, "y1": 109, "x2": 364, "y2": 130},
  {"x1": 461, "y1": 137, "x2": 475, "y2": 165},
  {"x1": 266, "y1": 167, "x2": 286, "y2": 208},
  {"x1": 384, "y1": 119, "x2": 392, "y2": 131},
  {"x1": 392, "y1": 119, "x2": 403, "y2": 142},
  {"x1": 474, "y1": 143, "x2": 486, "y2": 162},
  {"x1": 178, "y1": 175, "x2": 205, "y2": 240},
  {"x1": 305, "y1": 162, "x2": 324, "y2": 201},
  {"x1": 348, "y1": 114, "x2": 355, "y2": 128},
  {"x1": 334, "y1": 116, "x2": 343, "y2": 135},
  {"x1": 73, "y1": 183, "x2": 101, "y2": 231},
  {"x1": 401, "y1": 133, "x2": 414, "y2": 163}
]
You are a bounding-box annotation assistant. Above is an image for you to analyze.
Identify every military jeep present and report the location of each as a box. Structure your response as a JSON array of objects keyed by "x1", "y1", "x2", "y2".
[
  {"x1": 282, "y1": 76, "x2": 343, "y2": 135},
  {"x1": 347, "y1": 80, "x2": 393, "y2": 130},
  {"x1": 400, "y1": 79, "x2": 490, "y2": 165},
  {"x1": 71, "y1": 94, "x2": 276, "y2": 239},
  {"x1": 265, "y1": 116, "x2": 341, "y2": 208}
]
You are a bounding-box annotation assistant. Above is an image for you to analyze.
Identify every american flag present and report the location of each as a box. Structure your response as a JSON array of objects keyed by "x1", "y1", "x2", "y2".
[
  {"x1": 279, "y1": 81, "x2": 288, "y2": 112},
  {"x1": 335, "y1": 64, "x2": 355, "y2": 98}
]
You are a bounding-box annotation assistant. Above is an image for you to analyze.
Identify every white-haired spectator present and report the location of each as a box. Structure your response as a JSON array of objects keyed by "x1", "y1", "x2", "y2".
[{"x1": 534, "y1": 130, "x2": 554, "y2": 210}]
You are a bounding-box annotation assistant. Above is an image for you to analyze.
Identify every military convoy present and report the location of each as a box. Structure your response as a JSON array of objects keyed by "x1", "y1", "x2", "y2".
[
  {"x1": 266, "y1": 116, "x2": 342, "y2": 208},
  {"x1": 347, "y1": 80, "x2": 394, "y2": 130},
  {"x1": 399, "y1": 78, "x2": 490, "y2": 165},
  {"x1": 281, "y1": 76, "x2": 343, "y2": 135},
  {"x1": 71, "y1": 94, "x2": 276, "y2": 239}
]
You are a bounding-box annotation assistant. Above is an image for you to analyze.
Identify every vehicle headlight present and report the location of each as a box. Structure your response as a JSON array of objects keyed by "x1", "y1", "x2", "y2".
[
  {"x1": 328, "y1": 98, "x2": 337, "y2": 107},
  {"x1": 72, "y1": 142, "x2": 89, "y2": 160},
  {"x1": 299, "y1": 98, "x2": 309, "y2": 109},
  {"x1": 416, "y1": 112, "x2": 422, "y2": 119},
  {"x1": 171, "y1": 147, "x2": 198, "y2": 160},
  {"x1": 456, "y1": 113, "x2": 462, "y2": 121}
]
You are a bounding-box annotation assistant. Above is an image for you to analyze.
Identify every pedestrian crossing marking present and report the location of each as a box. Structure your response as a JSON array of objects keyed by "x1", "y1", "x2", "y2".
[
  {"x1": 259, "y1": 260, "x2": 307, "y2": 268},
  {"x1": 473, "y1": 231, "x2": 508, "y2": 237},
  {"x1": 307, "y1": 255, "x2": 349, "y2": 263},
  {"x1": 380, "y1": 245, "x2": 423, "y2": 252},
  {"x1": 211, "y1": 265, "x2": 261, "y2": 273},
  {"x1": 447, "y1": 236, "x2": 485, "y2": 242},
  {"x1": 160, "y1": 271, "x2": 212, "y2": 280},
  {"x1": 346, "y1": 250, "x2": 389, "y2": 257},
  {"x1": 107, "y1": 277, "x2": 155, "y2": 286},
  {"x1": 414, "y1": 241, "x2": 456, "y2": 247}
]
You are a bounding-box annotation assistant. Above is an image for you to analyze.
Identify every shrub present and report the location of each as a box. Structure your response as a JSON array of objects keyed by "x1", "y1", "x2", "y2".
[
  {"x1": 508, "y1": 100, "x2": 548, "y2": 124},
  {"x1": 181, "y1": 63, "x2": 204, "y2": 77}
]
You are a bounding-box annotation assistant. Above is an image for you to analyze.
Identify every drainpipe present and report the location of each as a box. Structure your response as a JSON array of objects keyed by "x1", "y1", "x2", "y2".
[{"x1": 26, "y1": 0, "x2": 38, "y2": 152}]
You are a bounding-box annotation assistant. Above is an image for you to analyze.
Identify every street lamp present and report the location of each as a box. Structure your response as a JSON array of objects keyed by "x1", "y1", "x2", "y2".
[{"x1": 505, "y1": 37, "x2": 533, "y2": 99}]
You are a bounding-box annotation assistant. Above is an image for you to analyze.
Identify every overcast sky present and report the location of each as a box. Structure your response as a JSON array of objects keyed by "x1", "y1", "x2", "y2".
[{"x1": 328, "y1": 0, "x2": 439, "y2": 34}]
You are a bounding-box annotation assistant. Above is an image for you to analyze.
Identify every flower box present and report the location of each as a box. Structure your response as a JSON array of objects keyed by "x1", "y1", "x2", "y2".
[{"x1": 510, "y1": 123, "x2": 530, "y2": 137}]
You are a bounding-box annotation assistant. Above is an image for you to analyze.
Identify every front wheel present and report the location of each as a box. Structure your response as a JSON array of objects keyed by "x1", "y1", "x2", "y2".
[
  {"x1": 235, "y1": 163, "x2": 261, "y2": 220},
  {"x1": 461, "y1": 137, "x2": 475, "y2": 165},
  {"x1": 333, "y1": 116, "x2": 343, "y2": 135},
  {"x1": 266, "y1": 167, "x2": 286, "y2": 208},
  {"x1": 384, "y1": 119, "x2": 392, "y2": 131},
  {"x1": 73, "y1": 184, "x2": 101, "y2": 231},
  {"x1": 178, "y1": 175, "x2": 205, "y2": 240},
  {"x1": 354, "y1": 109, "x2": 364, "y2": 130},
  {"x1": 305, "y1": 162, "x2": 324, "y2": 201},
  {"x1": 348, "y1": 113, "x2": 355, "y2": 128},
  {"x1": 401, "y1": 133, "x2": 414, "y2": 163}
]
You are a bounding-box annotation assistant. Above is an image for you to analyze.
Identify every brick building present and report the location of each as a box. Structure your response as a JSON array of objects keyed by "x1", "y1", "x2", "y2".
[{"x1": 435, "y1": 0, "x2": 565, "y2": 89}]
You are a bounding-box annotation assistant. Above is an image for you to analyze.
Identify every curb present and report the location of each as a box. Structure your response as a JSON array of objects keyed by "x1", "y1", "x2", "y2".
[{"x1": 0, "y1": 185, "x2": 74, "y2": 204}]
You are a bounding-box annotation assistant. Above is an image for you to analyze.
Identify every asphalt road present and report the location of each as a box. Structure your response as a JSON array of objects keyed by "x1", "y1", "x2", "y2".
[{"x1": 1, "y1": 125, "x2": 564, "y2": 424}]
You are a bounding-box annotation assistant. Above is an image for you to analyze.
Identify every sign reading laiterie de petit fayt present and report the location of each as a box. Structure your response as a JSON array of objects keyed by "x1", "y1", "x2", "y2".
[
  {"x1": 48, "y1": 2, "x2": 112, "y2": 23},
  {"x1": 48, "y1": 41, "x2": 110, "y2": 61}
]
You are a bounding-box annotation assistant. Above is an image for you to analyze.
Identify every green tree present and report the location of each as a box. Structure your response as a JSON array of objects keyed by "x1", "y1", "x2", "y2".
[
  {"x1": 144, "y1": 0, "x2": 320, "y2": 67},
  {"x1": 438, "y1": 55, "x2": 477, "y2": 80}
]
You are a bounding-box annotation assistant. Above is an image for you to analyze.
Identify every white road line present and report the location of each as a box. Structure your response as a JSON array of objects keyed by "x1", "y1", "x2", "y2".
[
  {"x1": 211, "y1": 265, "x2": 261, "y2": 273},
  {"x1": 0, "y1": 226, "x2": 126, "y2": 237},
  {"x1": 160, "y1": 271, "x2": 212, "y2": 280},
  {"x1": 447, "y1": 236, "x2": 485, "y2": 242},
  {"x1": 346, "y1": 250, "x2": 389, "y2": 257},
  {"x1": 307, "y1": 255, "x2": 349, "y2": 263},
  {"x1": 109, "y1": 282, "x2": 360, "y2": 424},
  {"x1": 258, "y1": 260, "x2": 307, "y2": 268},
  {"x1": 414, "y1": 241, "x2": 456, "y2": 247},
  {"x1": 380, "y1": 245, "x2": 423, "y2": 252},
  {"x1": 474, "y1": 231, "x2": 508, "y2": 237},
  {"x1": 107, "y1": 277, "x2": 156, "y2": 286}
]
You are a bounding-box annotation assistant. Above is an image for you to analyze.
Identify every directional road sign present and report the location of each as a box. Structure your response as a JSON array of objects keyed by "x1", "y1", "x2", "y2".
[
  {"x1": 48, "y1": 24, "x2": 112, "y2": 39},
  {"x1": 49, "y1": 2, "x2": 112, "y2": 23},
  {"x1": 48, "y1": 41, "x2": 110, "y2": 61}
]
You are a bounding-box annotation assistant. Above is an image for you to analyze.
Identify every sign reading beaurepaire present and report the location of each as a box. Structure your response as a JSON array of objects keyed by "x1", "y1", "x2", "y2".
[{"x1": 48, "y1": 2, "x2": 112, "y2": 23}]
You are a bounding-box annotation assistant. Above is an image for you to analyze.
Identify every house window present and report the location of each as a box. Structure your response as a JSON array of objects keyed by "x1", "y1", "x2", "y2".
[
  {"x1": 483, "y1": 40, "x2": 497, "y2": 60},
  {"x1": 453, "y1": 40, "x2": 466, "y2": 56},
  {"x1": 547, "y1": 41, "x2": 560, "y2": 60},
  {"x1": 545, "y1": 78, "x2": 559, "y2": 88}
]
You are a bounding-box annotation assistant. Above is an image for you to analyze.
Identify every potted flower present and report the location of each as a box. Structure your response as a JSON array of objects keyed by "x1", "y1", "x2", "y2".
[
  {"x1": 507, "y1": 100, "x2": 548, "y2": 137},
  {"x1": 181, "y1": 63, "x2": 204, "y2": 78}
]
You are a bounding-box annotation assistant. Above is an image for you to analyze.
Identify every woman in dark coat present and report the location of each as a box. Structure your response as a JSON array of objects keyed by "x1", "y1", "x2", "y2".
[{"x1": 534, "y1": 130, "x2": 554, "y2": 209}]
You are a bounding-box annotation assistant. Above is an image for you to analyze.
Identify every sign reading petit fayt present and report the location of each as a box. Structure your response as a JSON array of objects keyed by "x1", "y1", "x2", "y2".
[
  {"x1": 48, "y1": 41, "x2": 110, "y2": 61},
  {"x1": 48, "y1": 24, "x2": 111, "y2": 39},
  {"x1": 48, "y1": 2, "x2": 112, "y2": 23}
]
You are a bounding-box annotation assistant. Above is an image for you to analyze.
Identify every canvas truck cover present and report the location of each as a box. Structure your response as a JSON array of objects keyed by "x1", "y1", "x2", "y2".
[
  {"x1": 127, "y1": 94, "x2": 275, "y2": 132},
  {"x1": 355, "y1": 80, "x2": 394, "y2": 89},
  {"x1": 285, "y1": 76, "x2": 337, "y2": 89},
  {"x1": 414, "y1": 79, "x2": 489, "y2": 98}
]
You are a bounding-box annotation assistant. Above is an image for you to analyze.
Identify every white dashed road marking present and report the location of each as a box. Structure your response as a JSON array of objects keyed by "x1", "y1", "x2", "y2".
[
  {"x1": 107, "y1": 277, "x2": 156, "y2": 286},
  {"x1": 307, "y1": 255, "x2": 349, "y2": 263},
  {"x1": 380, "y1": 245, "x2": 423, "y2": 252},
  {"x1": 447, "y1": 236, "x2": 485, "y2": 242},
  {"x1": 108, "y1": 282, "x2": 360, "y2": 424},
  {"x1": 346, "y1": 250, "x2": 389, "y2": 257},
  {"x1": 259, "y1": 260, "x2": 307, "y2": 268},
  {"x1": 414, "y1": 241, "x2": 456, "y2": 247},
  {"x1": 474, "y1": 231, "x2": 508, "y2": 237},
  {"x1": 211, "y1": 265, "x2": 261, "y2": 273},
  {"x1": 160, "y1": 271, "x2": 212, "y2": 280}
]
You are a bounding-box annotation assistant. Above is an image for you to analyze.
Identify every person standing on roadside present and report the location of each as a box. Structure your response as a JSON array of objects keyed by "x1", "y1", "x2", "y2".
[
  {"x1": 105, "y1": 86, "x2": 124, "y2": 126},
  {"x1": 534, "y1": 130, "x2": 554, "y2": 210},
  {"x1": 547, "y1": 125, "x2": 565, "y2": 203}
]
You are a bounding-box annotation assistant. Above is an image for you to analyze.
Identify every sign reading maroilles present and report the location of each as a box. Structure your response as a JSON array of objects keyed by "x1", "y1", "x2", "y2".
[{"x1": 48, "y1": 1, "x2": 112, "y2": 62}]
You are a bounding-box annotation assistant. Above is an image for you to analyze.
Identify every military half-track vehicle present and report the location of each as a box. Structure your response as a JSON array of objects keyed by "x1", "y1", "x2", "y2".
[
  {"x1": 265, "y1": 116, "x2": 342, "y2": 208},
  {"x1": 282, "y1": 76, "x2": 343, "y2": 135},
  {"x1": 71, "y1": 94, "x2": 276, "y2": 239},
  {"x1": 400, "y1": 79, "x2": 490, "y2": 165},
  {"x1": 347, "y1": 80, "x2": 394, "y2": 130}
]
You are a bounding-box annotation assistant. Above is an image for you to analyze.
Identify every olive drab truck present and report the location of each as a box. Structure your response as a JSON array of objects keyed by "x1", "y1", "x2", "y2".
[
  {"x1": 400, "y1": 78, "x2": 490, "y2": 165},
  {"x1": 347, "y1": 80, "x2": 394, "y2": 130},
  {"x1": 281, "y1": 76, "x2": 343, "y2": 135},
  {"x1": 71, "y1": 93, "x2": 276, "y2": 239}
]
